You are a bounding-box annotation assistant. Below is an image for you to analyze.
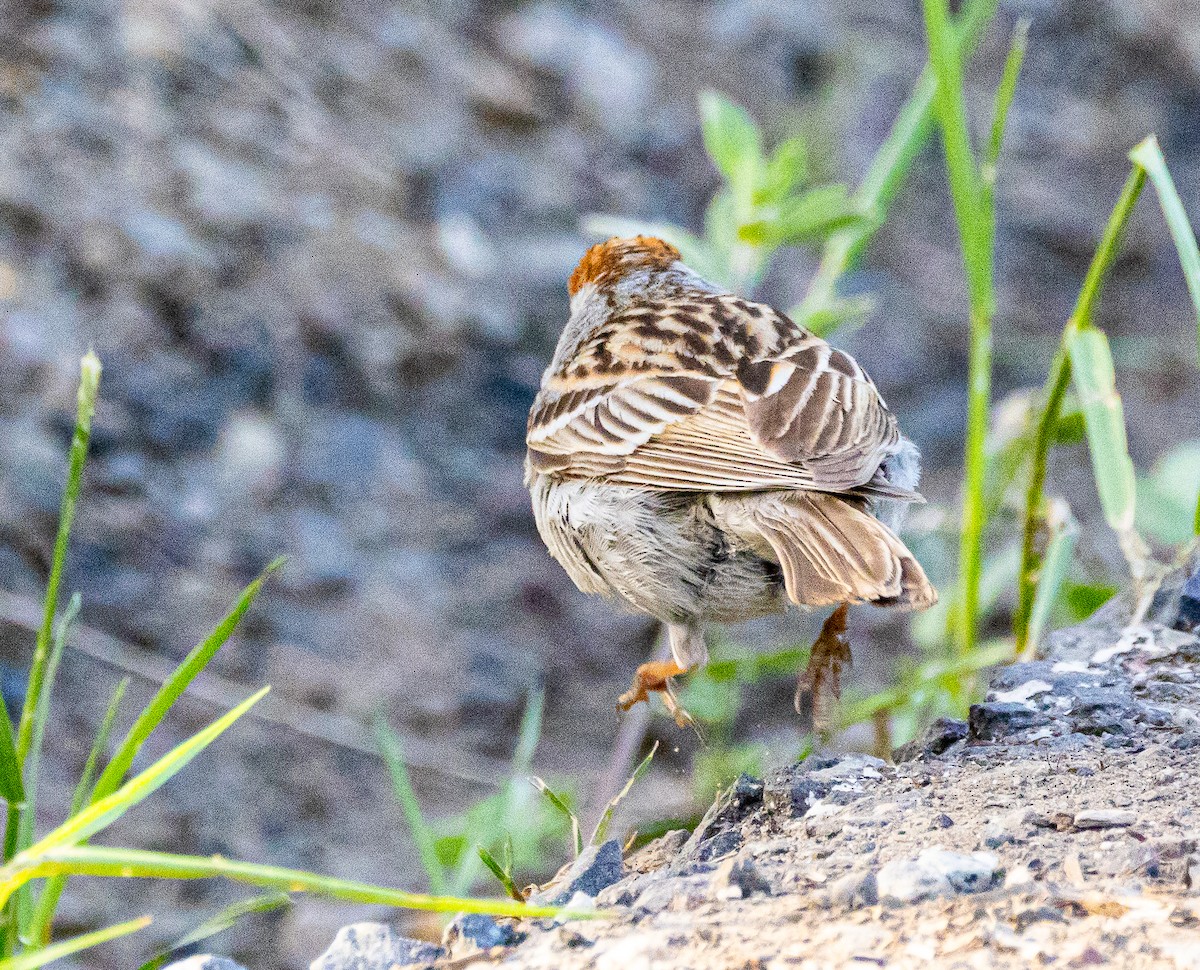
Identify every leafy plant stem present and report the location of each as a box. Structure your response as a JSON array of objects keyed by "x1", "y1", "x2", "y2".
[{"x1": 1014, "y1": 166, "x2": 1146, "y2": 653}]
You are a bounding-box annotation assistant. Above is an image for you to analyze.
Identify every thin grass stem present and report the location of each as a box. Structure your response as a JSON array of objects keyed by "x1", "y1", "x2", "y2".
[
  {"x1": 0, "y1": 847, "x2": 590, "y2": 920},
  {"x1": 0, "y1": 915, "x2": 150, "y2": 970},
  {"x1": 6, "y1": 356, "x2": 101, "y2": 871},
  {"x1": 27, "y1": 677, "x2": 128, "y2": 946},
  {"x1": 1015, "y1": 166, "x2": 1146, "y2": 652}
]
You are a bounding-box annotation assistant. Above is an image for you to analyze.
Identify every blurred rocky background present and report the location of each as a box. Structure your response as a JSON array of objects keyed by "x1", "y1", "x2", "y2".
[{"x1": 0, "y1": 0, "x2": 1198, "y2": 965}]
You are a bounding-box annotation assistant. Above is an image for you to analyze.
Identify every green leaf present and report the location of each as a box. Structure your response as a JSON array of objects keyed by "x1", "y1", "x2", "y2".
[
  {"x1": 1061, "y1": 582, "x2": 1118, "y2": 622},
  {"x1": 476, "y1": 846, "x2": 523, "y2": 902},
  {"x1": 739, "y1": 185, "x2": 868, "y2": 246},
  {"x1": 376, "y1": 718, "x2": 447, "y2": 895},
  {"x1": 90, "y1": 558, "x2": 284, "y2": 803},
  {"x1": 1066, "y1": 326, "x2": 1137, "y2": 533},
  {"x1": 1130, "y1": 136, "x2": 1200, "y2": 357},
  {"x1": 0, "y1": 713, "x2": 21, "y2": 807},
  {"x1": 1136, "y1": 441, "x2": 1200, "y2": 545},
  {"x1": 531, "y1": 778, "x2": 581, "y2": 858},
  {"x1": 698, "y1": 90, "x2": 763, "y2": 192},
  {"x1": 757, "y1": 136, "x2": 808, "y2": 203},
  {"x1": 983, "y1": 18, "x2": 1029, "y2": 176},
  {"x1": 0, "y1": 915, "x2": 150, "y2": 970},
  {"x1": 1015, "y1": 166, "x2": 1146, "y2": 654}
]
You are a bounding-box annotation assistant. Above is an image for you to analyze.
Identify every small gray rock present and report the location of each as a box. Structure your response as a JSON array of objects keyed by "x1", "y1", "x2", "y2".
[
  {"x1": 443, "y1": 913, "x2": 520, "y2": 953},
  {"x1": 762, "y1": 773, "x2": 829, "y2": 819},
  {"x1": 1073, "y1": 808, "x2": 1137, "y2": 829},
  {"x1": 1176, "y1": 566, "x2": 1200, "y2": 632},
  {"x1": 877, "y1": 849, "x2": 1001, "y2": 904},
  {"x1": 631, "y1": 874, "x2": 709, "y2": 913},
  {"x1": 709, "y1": 856, "x2": 772, "y2": 900},
  {"x1": 969, "y1": 702, "x2": 1051, "y2": 741},
  {"x1": 311, "y1": 923, "x2": 443, "y2": 970},
  {"x1": 556, "y1": 840, "x2": 625, "y2": 901},
  {"x1": 165, "y1": 958, "x2": 248, "y2": 970},
  {"x1": 824, "y1": 870, "x2": 879, "y2": 909},
  {"x1": 894, "y1": 717, "x2": 968, "y2": 761}
]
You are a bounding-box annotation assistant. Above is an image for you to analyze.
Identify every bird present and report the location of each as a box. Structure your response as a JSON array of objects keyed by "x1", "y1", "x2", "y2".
[{"x1": 525, "y1": 235, "x2": 936, "y2": 729}]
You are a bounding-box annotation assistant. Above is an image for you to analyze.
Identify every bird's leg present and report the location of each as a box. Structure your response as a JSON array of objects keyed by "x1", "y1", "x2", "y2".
[
  {"x1": 795, "y1": 603, "x2": 852, "y2": 734},
  {"x1": 617, "y1": 622, "x2": 708, "y2": 729},
  {"x1": 617, "y1": 659, "x2": 694, "y2": 727}
]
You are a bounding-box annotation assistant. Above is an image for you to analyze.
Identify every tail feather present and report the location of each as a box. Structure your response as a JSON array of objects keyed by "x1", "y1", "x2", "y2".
[{"x1": 748, "y1": 492, "x2": 936, "y2": 610}]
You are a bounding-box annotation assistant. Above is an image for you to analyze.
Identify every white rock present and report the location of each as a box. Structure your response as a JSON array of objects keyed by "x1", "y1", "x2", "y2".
[{"x1": 877, "y1": 848, "x2": 1001, "y2": 904}]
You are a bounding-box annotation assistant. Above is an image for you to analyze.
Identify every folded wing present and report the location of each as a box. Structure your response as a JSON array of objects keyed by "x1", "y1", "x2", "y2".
[{"x1": 527, "y1": 292, "x2": 911, "y2": 497}]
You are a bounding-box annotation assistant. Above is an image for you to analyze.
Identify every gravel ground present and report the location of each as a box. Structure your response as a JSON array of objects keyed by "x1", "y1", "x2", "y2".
[{"x1": 286, "y1": 563, "x2": 1200, "y2": 970}]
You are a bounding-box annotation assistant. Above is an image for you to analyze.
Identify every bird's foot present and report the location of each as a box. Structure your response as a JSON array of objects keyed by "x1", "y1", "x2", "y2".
[
  {"x1": 617, "y1": 659, "x2": 695, "y2": 728},
  {"x1": 795, "y1": 602, "x2": 852, "y2": 734}
]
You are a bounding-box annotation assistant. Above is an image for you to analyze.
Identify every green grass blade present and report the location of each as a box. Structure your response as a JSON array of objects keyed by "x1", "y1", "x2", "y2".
[
  {"x1": 14, "y1": 354, "x2": 100, "y2": 776},
  {"x1": 1025, "y1": 501, "x2": 1078, "y2": 652},
  {"x1": 1067, "y1": 326, "x2": 1137, "y2": 533},
  {"x1": 136, "y1": 892, "x2": 290, "y2": 970},
  {"x1": 511, "y1": 690, "x2": 543, "y2": 773},
  {"x1": 27, "y1": 676, "x2": 128, "y2": 946},
  {"x1": 1, "y1": 846, "x2": 585, "y2": 919},
  {"x1": 17, "y1": 595, "x2": 79, "y2": 852},
  {"x1": 476, "y1": 847, "x2": 523, "y2": 903},
  {"x1": 922, "y1": 0, "x2": 1001, "y2": 673},
  {"x1": 12, "y1": 594, "x2": 79, "y2": 938},
  {"x1": 531, "y1": 778, "x2": 581, "y2": 858},
  {"x1": 70, "y1": 678, "x2": 128, "y2": 822},
  {"x1": 2, "y1": 355, "x2": 100, "y2": 835},
  {"x1": 1130, "y1": 136, "x2": 1200, "y2": 354},
  {"x1": 1014, "y1": 166, "x2": 1145, "y2": 653},
  {"x1": 375, "y1": 718, "x2": 447, "y2": 895},
  {"x1": 984, "y1": 18, "x2": 1029, "y2": 175},
  {"x1": 798, "y1": 0, "x2": 994, "y2": 320},
  {"x1": 922, "y1": 0, "x2": 989, "y2": 270},
  {"x1": 590, "y1": 741, "x2": 657, "y2": 847},
  {"x1": 0, "y1": 713, "x2": 21, "y2": 807},
  {"x1": 90, "y1": 558, "x2": 284, "y2": 803},
  {"x1": 25, "y1": 687, "x2": 268, "y2": 858},
  {"x1": 0, "y1": 915, "x2": 150, "y2": 970}
]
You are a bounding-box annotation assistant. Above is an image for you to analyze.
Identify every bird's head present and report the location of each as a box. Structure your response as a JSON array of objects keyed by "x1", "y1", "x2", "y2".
[{"x1": 567, "y1": 235, "x2": 683, "y2": 298}]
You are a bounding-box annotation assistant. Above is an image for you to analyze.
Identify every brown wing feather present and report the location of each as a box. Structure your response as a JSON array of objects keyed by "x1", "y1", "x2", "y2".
[
  {"x1": 527, "y1": 290, "x2": 906, "y2": 495},
  {"x1": 741, "y1": 493, "x2": 937, "y2": 609}
]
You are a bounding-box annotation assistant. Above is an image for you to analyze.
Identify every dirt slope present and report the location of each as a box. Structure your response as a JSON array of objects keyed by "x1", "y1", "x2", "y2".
[{"x1": 400, "y1": 567, "x2": 1200, "y2": 970}]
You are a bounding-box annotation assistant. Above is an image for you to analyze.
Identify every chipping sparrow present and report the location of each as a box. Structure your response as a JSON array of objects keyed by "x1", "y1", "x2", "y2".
[{"x1": 526, "y1": 236, "x2": 936, "y2": 728}]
